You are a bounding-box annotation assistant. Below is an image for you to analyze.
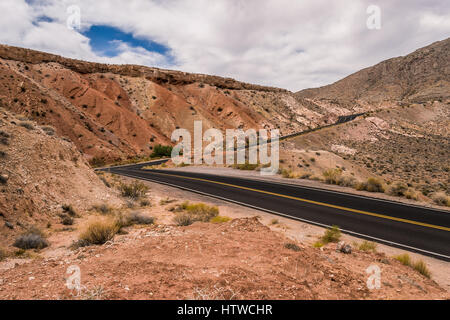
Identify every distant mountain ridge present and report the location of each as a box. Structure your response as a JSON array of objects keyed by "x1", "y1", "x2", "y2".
[{"x1": 296, "y1": 38, "x2": 450, "y2": 104}]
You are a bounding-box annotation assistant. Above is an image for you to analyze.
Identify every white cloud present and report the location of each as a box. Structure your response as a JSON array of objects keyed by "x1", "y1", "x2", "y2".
[{"x1": 0, "y1": 0, "x2": 448, "y2": 91}]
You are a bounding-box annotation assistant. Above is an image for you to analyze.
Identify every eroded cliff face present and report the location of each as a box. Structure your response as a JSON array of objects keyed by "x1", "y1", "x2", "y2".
[{"x1": 0, "y1": 44, "x2": 378, "y2": 163}]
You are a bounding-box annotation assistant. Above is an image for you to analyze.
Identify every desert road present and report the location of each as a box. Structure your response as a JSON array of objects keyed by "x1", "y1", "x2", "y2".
[{"x1": 98, "y1": 161, "x2": 450, "y2": 261}]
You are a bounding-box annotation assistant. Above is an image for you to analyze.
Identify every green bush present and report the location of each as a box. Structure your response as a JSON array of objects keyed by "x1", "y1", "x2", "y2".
[
  {"x1": 150, "y1": 144, "x2": 173, "y2": 158},
  {"x1": 320, "y1": 225, "x2": 341, "y2": 244}
]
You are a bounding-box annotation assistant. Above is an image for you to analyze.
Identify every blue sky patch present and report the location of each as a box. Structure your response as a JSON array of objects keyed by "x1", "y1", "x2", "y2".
[{"x1": 81, "y1": 25, "x2": 170, "y2": 58}]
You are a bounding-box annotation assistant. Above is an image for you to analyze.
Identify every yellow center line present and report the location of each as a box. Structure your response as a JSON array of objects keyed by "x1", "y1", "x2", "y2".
[{"x1": 146, "y1": 170, "x2": 450, "y2": 232}]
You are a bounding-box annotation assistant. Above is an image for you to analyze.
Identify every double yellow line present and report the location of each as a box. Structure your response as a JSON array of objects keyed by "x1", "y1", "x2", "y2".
[{"x1": 148, "y1": 170, "x2": 450, "y2": 232}]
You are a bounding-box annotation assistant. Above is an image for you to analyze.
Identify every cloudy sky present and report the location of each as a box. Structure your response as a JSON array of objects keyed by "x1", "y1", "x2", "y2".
[{"x1": 0, "y1": 0, "x2": 449, "y2": 91}]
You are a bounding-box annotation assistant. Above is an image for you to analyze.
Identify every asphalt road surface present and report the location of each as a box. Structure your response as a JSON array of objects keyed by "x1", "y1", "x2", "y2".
[{"x1": 99, "y1": 160, "x2": 450, "y2": 261}]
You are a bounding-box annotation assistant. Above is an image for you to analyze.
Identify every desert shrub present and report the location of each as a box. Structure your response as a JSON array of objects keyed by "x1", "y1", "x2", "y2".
[
  {"x1": 181, "y1": 202, "x2": 219, "y2": 222},
  {"x1": 140, "y1": 199, "x2": 151, "y2": 207},
  {"x1": 150, "y1": 144, "x2": 173, "y2": 158},
  {"x1": 313, "y1": 241, "x2": 324, "y2": 248},
  {"x1": 284, "y1": 243, "x2": 301, "y2": 252},
  {"x1": 404, "y1": 189, "x2": 418, "y2": 200},
  {"x1": 270, "y1": 218, "x2": 279, "y2": 225},
  {"x1": 387, "y1": 182, "x2": 408, "y2": 196},
  {"x1": 125, "y1": 212, "x2": 155, "y2": 226},
  {"x1": 13, "y1": 227, "x2": 48, "y2": 250},
  {"x1": 358, "y1": 241, "x2": 377, "y2": 252},
  {"x1": 174, "y1": 213, "x2": 195, "y2": 226},
  {"x1": 337, "y1": 176, "x2": 357, "y2": 187},
  {"x1": 160, "y1": 198, "x2": 176, "y2": 205},
  {"x1": 431, "y1": 192, "x2": 450, "y2": 207},
  {"x1": 89, "y1": 157, "x2": 106, "y2": 168},
  {"x1": 19, "y1": 121, "x2": 35, "y2": 130},
  {"x1": 233, "y1": 162, "x2": 258, "y2": 170},
  {"x1": 320, "y1": 225, "x2": 341, "y2": 244},
  {"x1": 79, "y1": 218, "x2": 119, "y2": 245},
  {"x1": 41, "y1": 125, "x2": 55, "y2": 136},
  {"x1": 61, "y1": 215, "x2": 74, "y2": 226},
  {"x1": 394, "y1": 253, "x2": 411, "y2": 266},
  {"x1": 119, "y1": 180, "x2": 149, "y2": 199},
  {"x1": 62, "y1": 204, "x2": 77, "y2": 217},
  {"x1": 323, "y1": 168, "x2": 342, "y2": 184},
  {"x1": 173, "y1": 202, "x2": 219, "y2": 226},
  {"x1": 280, "y1": 169, "x2": 297, "y2": 178},
  {"x1": 92, "y1": 203, "x2": 113, "y2": 214},
  {"x1": 356, "y1": 177, "x2": 385, "y2": 193},
  {"x1": 210, "y1": 216, "x2": 231, "y2": 223},
  {"x1": 413, "y1": 260, "x2": 431, "y2": 278}
]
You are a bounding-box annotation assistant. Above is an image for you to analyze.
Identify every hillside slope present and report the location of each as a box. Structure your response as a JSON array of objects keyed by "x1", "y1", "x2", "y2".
[
  {"x1": 0, "y1": 107, "x2": 121, "y2": 245},
  {"x1": 296, "y1": 38, "x2": 449, "y2": 104}
]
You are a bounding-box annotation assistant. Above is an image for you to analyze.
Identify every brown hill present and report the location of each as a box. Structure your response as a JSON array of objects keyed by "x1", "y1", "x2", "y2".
[
  {"x1": 296, "y1": 38, "x2": 450, "y2": 104},
  {"x1": 0, "y1": 108, "x2": 121, "y2": 245},
  {"x1": 0, "y1": 44, "x2": 380, "y2": 164}
]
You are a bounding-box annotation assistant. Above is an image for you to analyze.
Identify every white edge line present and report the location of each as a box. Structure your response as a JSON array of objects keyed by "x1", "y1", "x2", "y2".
[{"x1": 113, "y1": 171, "x2": 450, "y2": 261}]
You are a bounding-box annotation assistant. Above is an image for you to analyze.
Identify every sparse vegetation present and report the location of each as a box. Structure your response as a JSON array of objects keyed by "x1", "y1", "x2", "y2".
[
  {"x1": 284, "y1": 243, "x2": 301, "y2": 251},
  {"x1": 173, "y1": 202, "x2": 219, "y2": 226},
  {"x1": 413, "y1": 260, "x2": 431, "y2": 278},
  {"x1": 150, "y1": 144, "x2": 173, "y2": 158},
  {"x1": 394, "y1": 253, "x2": 411, "y2": 266},
  {"x1": 210, "y1": 216, "x2": 231, "y2": 223},
  {"x1": 41, "y1": 125, "x2": 55, "y2": 136},
  {"x1": 18, "y1": 121, "x2": 34, "y2": 130},
  {"x1": 320, "y1": 225, "x2": 341, "y2": 244},
  {"x1": 13, "y1": 227, "x2": 48, "y2": 250},
  {"x1": 358, "y1": 241, "x2": 377, "y2": 252},
  {"x1": 118, "y1": 180, "x2": 149, "y2": 200},
  {"x1": 270, "y1": 218, "x2": 279, "y2": 225},
  {"x1": 92, "y1": 203, "x2": 113, "y2": 214},
  {"x1": 79, "y1": 218, "x2": 119, "y2": 245},
  {"x1": 431, "y1": 192, "x2": 450, "y2": 207},
  {"x1": 62, "y1": 204, "x2": 77, "y2": 217},
  {"x1": 356, "y1": 177, "x2": 385, "y2": 193},
  {"x1": 323, "y1": 168, "x2": 342, "y2": 184},
  {"x1": 124, "y1": 212, "x2": 155, "y2": 226},
  {"x1": 233, "y1": 162, "x2": 258, "y2": 170}
]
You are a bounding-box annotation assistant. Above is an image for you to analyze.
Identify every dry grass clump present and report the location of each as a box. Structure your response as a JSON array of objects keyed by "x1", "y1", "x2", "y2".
[
  {"x1": 358, "y1": 241, "x2": 377, "y2": 252},
  {"x1": 321, "y1": 225, "x2": 342, "y2": 244},
  {"x1": 92, "y1": 203, "x2": 114, "y2": 214},
  {"x1": 387, "y1": 182, "x2": 418, "y2": 200},
  {"x1": 18, "y1": 121, "x2": 34, "y2": 130},
  {"x1": 62, "y1": 204, "x2": 77, "y2": 217},
  {"x1": 356, "y1": 177, "x2": 385, "y2": 193},
  {"x1": 394, "y1": 253, "x2": 431, "y2": 278},
  {"x1": 323, "y1": 168, "x2": 342, "y2": 184},
  {"x1": 430, "y1": 192, "x2": 450, "y2": 207},
  {"x1": 79, "y1": 218, "x2": 120, "y2": 245},
  {"x1": 280, "y1": 169, "x2": 298, "y2": 179},
  {"x1": 173, "y1": 202, "x2": 219, "y2": 226},
  {"x1": 412, "y1": 260, "x2": 431, "y2": 278},
  {"x1": 210, "y1": 216, "x2": 231, "y2": 223},
  {"x1": 233, "y1": 162, "x2": 258, "y2": 170},
  {"x1": 118, "y1": 180, "x2": 149, "y2": 199},
  {"x1": 123, "y1": 211, "x2": 155, "y2": 226},
  {"x1": 13, "y1": 227, "x2": 48, "y2": 250},
  {"x1": 394, "y1": 253, "x2": 411, "y2": 266}
]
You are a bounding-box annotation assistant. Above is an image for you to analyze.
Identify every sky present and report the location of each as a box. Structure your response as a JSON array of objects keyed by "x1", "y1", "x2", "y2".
[{"x1": 0, "y1": 0, "x2": 449, "y2": 91}]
